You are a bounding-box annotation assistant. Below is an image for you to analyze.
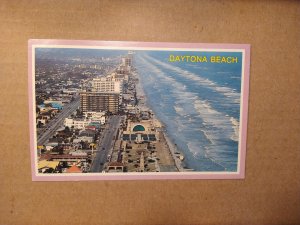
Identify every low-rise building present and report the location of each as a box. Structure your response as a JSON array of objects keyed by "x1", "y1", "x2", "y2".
[
  {"x1": 38, "y1": 160, "x2": 60, "y2": 173},
  {"x1": 64, "y1": 118, "x2": 91, "y2": 130},
  {"x1": 84, "y1": 111, "x2": 106, "y2": 124},
  {"x1": 43, "y1": 100, "x2": 63, "y2": 110},
  {"x1": 73, "y1": 129, "x2": 96, "y2": 143},
  {"x1": 66, "y1": 165, "x2": 82, "y2": 173}
]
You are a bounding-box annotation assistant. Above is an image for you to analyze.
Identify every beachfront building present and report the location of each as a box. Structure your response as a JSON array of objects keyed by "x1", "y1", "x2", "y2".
[
  {"x1": 91, "y1": 75, "x2": 124, "y2": 104},
  {"x1": 115, "y1": 67, "x2": 130, "y2": 79},
  {"x1": 80, "y1": 92, "x2": 119, "y2": 113},
  {"x1": 122, "y1": 52, "x2": 133, "y2": 68},
  {"x1": 107, "y1": 72, "x2": 128, "y2": 83},
  {"x1": 122, "y1": 120, "x2": 159, "y2": 143},
  {"x1": 91, "y1": 77, "x2": 123, "y2": 93}
]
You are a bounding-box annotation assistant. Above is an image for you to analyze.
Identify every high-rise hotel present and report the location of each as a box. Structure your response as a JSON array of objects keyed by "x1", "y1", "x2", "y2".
[
  {"x1": 121, "y1": 51, "x2": 133, "y2": 69},
  {"x1": 80, "y1": 92, "x2": 119, "y2": 113},
  {"x1": 80, "y1": 77, "x2": 122, "y2": 114},
  {"x1": 91, "y1": 77, "x2": 123, "y2": 93},
  {"x1": 80, "y1": 52, "x2": 133, "y2": 114}
]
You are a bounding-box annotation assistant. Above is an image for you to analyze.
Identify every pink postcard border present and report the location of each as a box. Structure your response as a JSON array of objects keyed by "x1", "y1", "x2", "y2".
[{"x1": 28, "y1": 39, "x2": 250, "y2": 181}]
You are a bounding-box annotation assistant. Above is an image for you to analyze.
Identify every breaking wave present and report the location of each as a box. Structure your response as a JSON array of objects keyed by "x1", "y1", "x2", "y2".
[{"x1": 136, "y1": 53, "x2": 240, "y2": 171}]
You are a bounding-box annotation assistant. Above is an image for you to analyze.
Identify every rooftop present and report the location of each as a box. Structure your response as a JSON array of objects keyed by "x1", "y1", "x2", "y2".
[
  {"x1": 38, "y1": 160, "x2": 59, "y2": 170},
  {"x1": 66, "y1": 165, "x2": 81, "y2": 173}
]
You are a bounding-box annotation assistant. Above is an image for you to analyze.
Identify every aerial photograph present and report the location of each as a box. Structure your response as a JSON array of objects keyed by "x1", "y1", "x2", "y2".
[{"x1": 31, "y1": 44, "x2": 245, "y2": 176}]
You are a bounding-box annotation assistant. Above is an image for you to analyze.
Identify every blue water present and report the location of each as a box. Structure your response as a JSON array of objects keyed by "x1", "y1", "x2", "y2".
[{"x1": 135, "y1": 51, "x2": 243, "y2": 171}]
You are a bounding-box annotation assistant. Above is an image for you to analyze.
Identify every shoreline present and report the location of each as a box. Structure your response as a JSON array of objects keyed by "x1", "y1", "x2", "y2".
[
  {"x1": 162, "y1": 131, "x2": 185, "y2": 172},
  {"x1": 134, "y1": 70, "x2": 185, "y2": 172}
]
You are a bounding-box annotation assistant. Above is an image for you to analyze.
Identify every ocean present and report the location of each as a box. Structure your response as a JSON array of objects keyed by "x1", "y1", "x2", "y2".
[{"x1": 135, "y1": 51, "x2": 243, "y2": 172}]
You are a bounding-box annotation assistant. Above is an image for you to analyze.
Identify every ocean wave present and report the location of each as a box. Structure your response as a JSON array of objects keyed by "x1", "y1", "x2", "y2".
[
  {"x1": 193, "y1": 99, "x2": 239, "y2": 142},
  {"x1": 230, "y1": 117, "x2": 240, "y2": 142},
  {"x1": 217, "y1": 71, "x2": 231, "y2": 74},
  {"x1": 139, "y1": 54, "x2": 240, "y2": 141},
  {"x1": 187, "y1": 141, "x2": 205, "y2": 157},
  {"x1": 136, "y1": 54, "x2": 240, "y2": 170},
  {"x1": 143, "y1": 54, "x2": 241, "y2": 104},
  {"x1": 173, "y1": 105, "x2": 186, "y2": 117},
  {"x1": 137, "y1": 54, "x2": 240, "y2": 142},
  {"x1": 187, "y1": 141, "x2": 227, "y2": 170}
]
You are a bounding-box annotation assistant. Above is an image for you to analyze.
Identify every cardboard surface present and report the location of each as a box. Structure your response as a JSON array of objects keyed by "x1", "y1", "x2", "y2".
[{"x1": 0, "y1": 1, "x2": 299, "y2": 224}]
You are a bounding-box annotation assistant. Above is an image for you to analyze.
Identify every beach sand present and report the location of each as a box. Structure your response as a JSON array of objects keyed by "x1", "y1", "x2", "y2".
[{"x1": 135, "y1": 71, "x2": 184, "y2": 172}]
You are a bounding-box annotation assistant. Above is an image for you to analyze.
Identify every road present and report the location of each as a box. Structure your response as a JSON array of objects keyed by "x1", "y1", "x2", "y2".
[
  {"x1": 37, "y1": 97, "x2": 80, "y2": 145},
  {"x1": 90, "y1": 115, "x2": 121, "y2": 172}
]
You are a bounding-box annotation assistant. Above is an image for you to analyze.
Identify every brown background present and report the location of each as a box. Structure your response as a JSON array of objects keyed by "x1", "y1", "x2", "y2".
[{"x1": 0, "y1": 1, "x2": 300, "y2": 225}]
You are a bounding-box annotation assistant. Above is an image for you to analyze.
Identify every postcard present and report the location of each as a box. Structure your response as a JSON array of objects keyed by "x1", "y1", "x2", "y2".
[{"x1": 28, "y1": 40, "x2": 250, "y2": 180}]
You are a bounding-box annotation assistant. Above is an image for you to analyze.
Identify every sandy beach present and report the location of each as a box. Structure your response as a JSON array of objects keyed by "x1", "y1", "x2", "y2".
[{"x1": 134, "y1": 71, "x2": 185, "y2": 172}]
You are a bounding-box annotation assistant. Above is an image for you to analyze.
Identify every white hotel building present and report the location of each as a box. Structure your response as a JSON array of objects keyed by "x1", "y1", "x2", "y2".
[
  {"x1": 91, "y1": 77, "x2": 123, "y2": 93},
  {"x1": 64, "y1": 118, "x2": 91, "y2": 130},
  {"x1": 64, "y1": 112, "x2": 106, "y2": 129}
]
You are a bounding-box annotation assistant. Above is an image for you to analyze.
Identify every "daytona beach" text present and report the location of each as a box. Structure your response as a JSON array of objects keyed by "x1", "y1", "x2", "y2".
[{"x1": 169, "y1": 55, "x2": 238, "y2": 63}]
